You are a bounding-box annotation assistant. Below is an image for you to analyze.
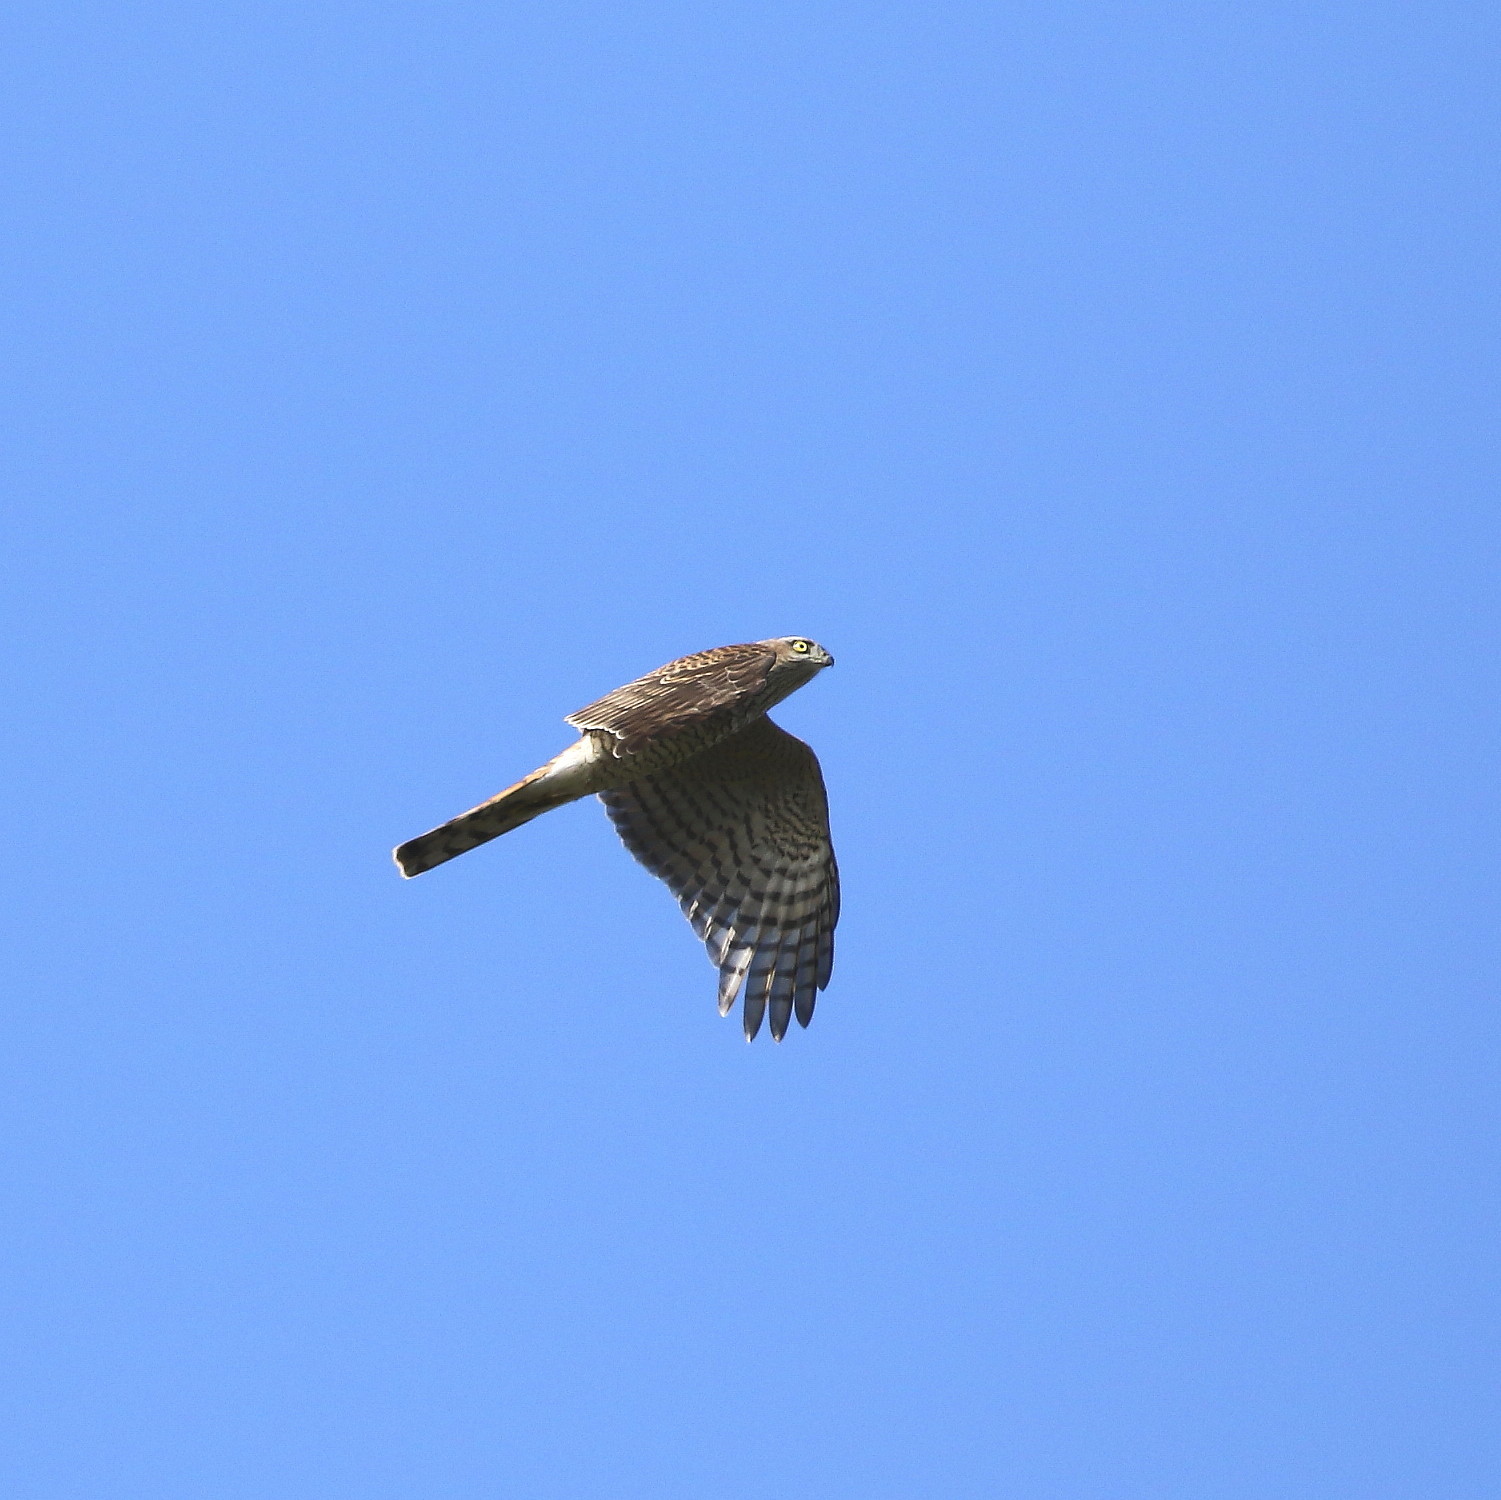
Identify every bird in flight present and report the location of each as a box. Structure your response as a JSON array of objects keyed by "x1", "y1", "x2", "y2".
[{"x1": 394, "y1": 638, "x2": 839, "y2": 1042}]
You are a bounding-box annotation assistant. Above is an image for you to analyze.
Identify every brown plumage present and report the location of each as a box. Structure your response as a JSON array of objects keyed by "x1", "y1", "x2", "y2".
[{"x1": 393, "y1": 638, "x2": 839, "y2": 1041}]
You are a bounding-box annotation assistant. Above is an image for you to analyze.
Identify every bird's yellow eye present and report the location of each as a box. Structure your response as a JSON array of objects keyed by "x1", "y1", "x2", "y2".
[{"x1": 792, "y1": 640, "x2": 810, "y2": 653}]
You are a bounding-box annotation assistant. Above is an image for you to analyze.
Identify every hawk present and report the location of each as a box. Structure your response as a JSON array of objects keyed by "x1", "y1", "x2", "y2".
[{"x1": 394, "y1": 638, "x2": 839, "y2": 1041}]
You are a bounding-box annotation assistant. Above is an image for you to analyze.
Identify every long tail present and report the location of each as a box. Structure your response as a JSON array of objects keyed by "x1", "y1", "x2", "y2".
[{"x1": 394, "y1": 741, "x2": 599, "y2": 878}]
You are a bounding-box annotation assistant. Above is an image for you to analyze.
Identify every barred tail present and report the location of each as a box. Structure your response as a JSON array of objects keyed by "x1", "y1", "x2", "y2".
[{"x1": 394, "y1": 767, "x2": 576, "y2": 878}]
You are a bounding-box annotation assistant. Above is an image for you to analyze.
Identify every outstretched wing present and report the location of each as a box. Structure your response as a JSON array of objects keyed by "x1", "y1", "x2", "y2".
[
  {"x1": 566, "y1": 642, "x2": 776, "y2": 755},
  {"x1": 599, "y1": 716, "x2": 839, "y2": 1041}
]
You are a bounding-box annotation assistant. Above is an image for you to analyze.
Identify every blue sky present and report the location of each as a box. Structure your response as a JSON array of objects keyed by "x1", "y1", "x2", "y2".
[{"x1": 3, "y1": 3, "x2": 1497, "y2": 1496}]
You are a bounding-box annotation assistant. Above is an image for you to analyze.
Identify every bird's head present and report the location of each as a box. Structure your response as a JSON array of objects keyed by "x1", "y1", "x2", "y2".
[
  {"x1": 760, "y1": 638, "x2": 835, "y2": 698},
  {"x1": 769, "y1": 636, "x2": 833, "y2": 668}
]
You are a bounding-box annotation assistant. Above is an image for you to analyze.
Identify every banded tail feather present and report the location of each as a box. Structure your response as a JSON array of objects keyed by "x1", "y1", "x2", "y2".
[{"x1": 393, "y1": 736, "x2": 606, "y2": 878}]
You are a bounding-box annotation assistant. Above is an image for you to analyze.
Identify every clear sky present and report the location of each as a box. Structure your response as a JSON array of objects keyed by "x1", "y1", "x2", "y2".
[{"x1": 3, "y1": 4, "x2": 1497, "y2": 1496}]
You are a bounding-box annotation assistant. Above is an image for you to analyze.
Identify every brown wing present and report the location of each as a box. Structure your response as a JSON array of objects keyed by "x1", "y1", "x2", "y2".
[
  {"x1": 599, "y1": 716, "x2": 839, "y2": 1041},
  {"x1": 565, "y1": 642, "x2": 776, "y2": 755}
]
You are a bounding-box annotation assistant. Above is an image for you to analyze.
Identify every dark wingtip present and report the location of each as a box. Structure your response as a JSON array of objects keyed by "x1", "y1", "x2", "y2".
[{"x1": 393, "y1": 842, "x2": 423, "y2": 878}]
